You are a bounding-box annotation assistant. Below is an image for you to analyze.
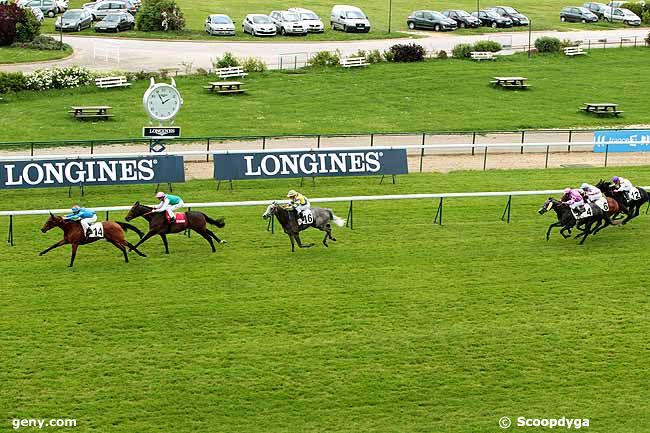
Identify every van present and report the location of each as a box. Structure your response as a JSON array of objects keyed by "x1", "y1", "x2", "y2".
[{"x1": 330, "y1": 5, "x2": 370, "y2": 32}]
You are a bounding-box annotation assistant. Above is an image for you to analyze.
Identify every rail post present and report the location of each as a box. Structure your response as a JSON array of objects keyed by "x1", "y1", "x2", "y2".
[
  {"x1": 266, "y1": 214, "x2": 275, "y2": 234},
  {"x1": 433, "y1": 197, "x2": 443, "y2": 225},
  {"x1": 568, "y1": 130, "x2": 572, "y2": 152},
  {"x1": 185, "y1": 207, "x2": 191, "y2": 237},
  {"x1": 90, "y1": 141, "x2": 94, "y2": 155},
  {"x1": 206, "y1": 138, "x2": 211, "y2": 162},
  {"x1": 419, "y1": 148, "x2": 425, "y2": 173},
  {"x1": 105, "y1": 211, "x2": 109, "y2": 221},
  {"x1": 520, "y1": 130, "x2": 525, "y2": 154},
  {"x1": 604, "y1": 143, "x2": 609, "y2": 167},
  {"x1": 545, "y1": 145, "x2": 550, "y2": 169},
  {"x1": 501, "y1": 195, "x2": 512, "y2": 223},
  {"x1": 317, "y1": 135, "x2": 321, "y2": 149},
  {"x1": 370, "y1": 133, "x2": 374, "y2": 147},
  {"x1": 262, "y1": 136, "x2": 266, "y2": 150},
  {"x1": 483, "y1": 146, "x2": 488, "y2": 171},
  {"x1": 345, "y1": 200, "x2": 354, "y2": 230},
  {"x1": 7, "y1": 215, "x2": 14, "y2": 246},
  {"x1": 471, "y1": 132, "x2": 476, "y2": 156},
  {"x1": 30, "y1": 142, "x2": 34, "y2": 157}
]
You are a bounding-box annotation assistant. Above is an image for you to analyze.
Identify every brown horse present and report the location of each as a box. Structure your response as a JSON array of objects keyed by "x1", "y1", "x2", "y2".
[
  {"x1": 40, "y1": 213, "x2": 147, "y2": 267},
  {"x1": 124, "y1": 202, "x2": 226, "y2": 254}
]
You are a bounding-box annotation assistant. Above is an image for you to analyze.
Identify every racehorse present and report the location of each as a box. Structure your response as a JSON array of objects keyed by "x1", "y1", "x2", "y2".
[
  {"x1": 538, "y1": 198, "x2": 607, "y2": 244},
  {"x1": 124, "y1": 202, "x2": 226, "y2": 254},
  {"x1": 596, "y1": 180, "x2": 649, "y2": 225},
  {"x1": 262, "y1": 202, "x2": 345, "y2": 252},
  {"x1": 40, "y1": 213, "x2": 146, "y2": 267}
]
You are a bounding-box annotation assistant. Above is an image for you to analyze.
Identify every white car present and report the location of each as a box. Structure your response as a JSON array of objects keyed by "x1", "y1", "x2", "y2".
[
  {"x1": 55, "y1": 0, "x2": 67, "y2": 13},
  {"x1": 330, "y1": 5, "x2": 371, "y2": 32},
  {"x1": 205, "y1": 14, "x2": 235, "y2": 36},
  {"x1": 603, "y1": 7, "x2": 641, "y2": 24},
  {"x1": 242, "y1": 14, "x2": 277, "y2": 36},
  {"x1": 288, "y1": 7, "x2": 324, "y2": 32},
  {"x1": 269, "y1": 10, "x2": 307, "y2": 35},
  {"x1": 29, "y1": 6, "x2": 44, "y2": 22}
]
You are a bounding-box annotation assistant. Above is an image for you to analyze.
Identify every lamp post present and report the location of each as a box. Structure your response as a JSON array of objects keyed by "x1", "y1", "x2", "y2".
[
  {"x1": 476, "y1": 0, "x2": 480, "y2": 15},
  {"x1": 527, "y1": 19, "x2": 532, "y2": 58},
  {"x1": 59, "y1": 17, "x2": 63, "y2": 50},
  {"x1": 388, "y1": 0, "x2": 392, "y2": 33}
]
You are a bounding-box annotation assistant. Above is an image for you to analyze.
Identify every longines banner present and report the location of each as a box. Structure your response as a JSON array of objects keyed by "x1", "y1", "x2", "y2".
[
  {"x1": 0, "y1": 156, "x2": 185, "y2": 189},
  {"x1": 213, "y1": 149, "x2": 409, "y2": 180}
]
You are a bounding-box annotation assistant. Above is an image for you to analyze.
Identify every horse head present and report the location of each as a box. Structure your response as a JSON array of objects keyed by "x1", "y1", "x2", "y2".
[
  {"x1": 262, "y1": 201, "x2": 278, "y2": 220},
  {"x1": 125, "y1": 201, "x2": 142, "y2": 221},
  {"x1": 538, "y1": 197, "x2": 556, "y2": 215},
  {"x1": 41, "y1": 212, "x2": 61, "y2": 233}
]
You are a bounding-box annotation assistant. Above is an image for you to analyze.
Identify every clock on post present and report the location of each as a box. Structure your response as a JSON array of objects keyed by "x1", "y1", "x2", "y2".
[{"x1": 143, "y1": 77, "x2": 183, "y2": 151}]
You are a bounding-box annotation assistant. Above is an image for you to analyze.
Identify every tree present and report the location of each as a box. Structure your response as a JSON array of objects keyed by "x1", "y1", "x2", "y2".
[
  {"x1": 15, "y1": 7, "x2": 40, "y2": 43},
  {"x1": 136, "y1": 0, "x2": 185, "y2": 32},
  {"x1": 0, "y1": 4, "x2": 24, "y2": 46}
]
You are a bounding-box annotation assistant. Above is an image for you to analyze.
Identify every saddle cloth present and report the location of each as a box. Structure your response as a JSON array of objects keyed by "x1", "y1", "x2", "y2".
[
  {"x1": 628, "y1": 188, "x2": 641, "y2": 201},
  {"x1": 572, "y1": 205, "x2": 593, "y2": 220},
  {"x1": 87, "y1": 222, "x2": 104, "y2": 238},
  {"x1": 595, "y1": 198, "x2": 609, "y2": 212},
  {"x1": 297, "y1": 209, "x2": 314, "y2": 226},
  {"x1": 166, "y1": 212, "x2": 186, "y2": 224}
]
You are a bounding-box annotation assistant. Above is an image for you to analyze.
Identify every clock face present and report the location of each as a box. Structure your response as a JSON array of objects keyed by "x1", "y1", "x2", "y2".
[{"x1": 144, "y1": 84, "x2": 182, "y2": 122}]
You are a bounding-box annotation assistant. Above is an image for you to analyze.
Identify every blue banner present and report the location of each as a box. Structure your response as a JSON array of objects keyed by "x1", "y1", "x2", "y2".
[
  {"x1": 0, "y1": 155, "x2": 185, "y2": 189},
  {"x1": 213, "y1": 149, "x2": 409, "y2": 180},
  {"x1": 593, "y1": 130, "x2": 650, "y2": 153}
]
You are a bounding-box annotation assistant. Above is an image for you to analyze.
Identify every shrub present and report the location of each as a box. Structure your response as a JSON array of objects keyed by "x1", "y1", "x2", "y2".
[
  {"x1": 25, "y1": 66, "x2": 91, "y2": 91},
  {"x1": 15, "y1": 7, "x2": 40, "y2": 43},
  {"x1": 241, "y1": 57, "x2": 267, "y2": 73},
  {"x1": 212, "y1": 52, "x2": 239, "y2": 69},
  {"x1": 0, "y1": 4, "x2": 23, "y2": 46},
  {"x1": 0, "y1": 72, "x2": 27, "y2": 93},
  {"x1": 366, "y1": 49, "x2": 383, "y2": 64},
  {"x1": 643, "y1": 11, "x2": 650, "y2": 24},
  {"x1": 472, "y1": 40, "x2": 502, "y2": 52},
  {"x1": 535, "y1": 36, "x2": 561, "y2": 53},
  {"x1": 437, "y1": 50, "x2": 448, "y2": 59},
  {"x1": 11, "y1": 35, "x2": 68, "y2": 50},
  {"x1": 622, "y1": 2, "x2": 644, "y2": 17},
  {"x1": 646, "y1": 30, "x2": 650, "y2": 46},
  {"x1": 308, "y1": 50, "x2": 340, "y2": 67},
  {"x1": 559, "y1": 38, "x2": 578, "y2": 49},
  {"x1": 382, "y1": 48, "x2": 394, "y2": 62},
  {"x1": 386, "y1": 43, "x2": 425, "y2": 62},
  {"x1": 452, "y1": 43, "x2": 473, "y2": 59},
  {"x1": 136, "y1": 0, "x2": 185, "y2": 32}
]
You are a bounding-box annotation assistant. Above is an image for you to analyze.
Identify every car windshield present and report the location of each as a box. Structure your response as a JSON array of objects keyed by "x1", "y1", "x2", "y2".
[
  {"x1": 485, "y1": 10, "x2": 500, "y2": 17},
  {"x1": 253, "y1": 16, "x2": 271, "y2": 23},
  {"x1": 211, "y1": 16, "x2": 231, "y2": 24},
  {"x1": 456, "y1": 10, "x2": 470, "y2": 16},
  {"x1": 431, "y1": 11, "x2": 445, "y2": 19},
  {"x1": 345, "y1": 10, "x2": 364, "y2": 18},
  {"x1": 577, "y1": 7, "x2": 591, "y2": 12},
  {"x1": 63, "y1": 10, "x2": 80, "y2": 17},
  {"x1": 104, "y1": 14, "x2": 119, "y2": 21},
  {"x1": 502, "y1": 6, "x2": 518, "y2": 13},
  {"x1": 622, "y1": 9, "x2": 636, "y2": 15},
  {"x1": 300, "y1": 12, "x2": 318, "y2": 20},
  {"x1": 282, "y1": 13, "x2": 300, "y2": 21}
]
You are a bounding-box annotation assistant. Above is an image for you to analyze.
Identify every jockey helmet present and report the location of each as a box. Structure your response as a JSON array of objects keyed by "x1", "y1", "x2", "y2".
[
  {"x1": 287, "y1": 190, "x2": 297, "y2": 198},
  {"x1": 71, "y1": 205, "x2": 80, "y2": 213},
  {"x1": 581, "y1": 183, "x2": 589, "y2": 190},
  {"x1": 563, "y1": 188, "x2": 571, "y2": 194},
  {"x1": 156, "y1": 191, "x2": 166, "y2": 199},
  {"x1": 611, "y1": 176, "x2": 620, "y2": 183}
]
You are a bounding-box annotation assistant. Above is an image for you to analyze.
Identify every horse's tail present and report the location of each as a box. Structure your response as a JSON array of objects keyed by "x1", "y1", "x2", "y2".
[
  {"x1": 328, "y1": 210, "x2": 346, "y2": 227},
  {"x1": 116, "y1": 221, "x2": 144, "y2": 239},
  {"x1": 203, "y1": 213, "x2": 226, "y2": 228}
]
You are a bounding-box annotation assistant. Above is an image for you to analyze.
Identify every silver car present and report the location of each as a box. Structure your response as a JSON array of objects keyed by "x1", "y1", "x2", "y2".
[
  {"x1": 55, "y1": 8, "x2": 92, "y2": 30},
  {"x1": 269, "y1": 10, "x2": 307, "y2": 35},
  {"x1": 205, "y1": 14, "x2": 235, "y2": 36},
  {"x1": 28, "y1": 6, "x2": 44, "y2": 22},
  {"x1": 288, "y1": 7, "x2": 324, "y2": 32},
  {"x1": 242, "y1": 14, "x2": 277, "y2": 36},
  {"x1": 87, "y1": 0, "x2": 130, "y2": 20},
  {"x1": 21, "y1": 0, "x2": 57, "y2": 17},
  {"x1": 603, "y1": 6, "x2": 641, "y2": 24}
]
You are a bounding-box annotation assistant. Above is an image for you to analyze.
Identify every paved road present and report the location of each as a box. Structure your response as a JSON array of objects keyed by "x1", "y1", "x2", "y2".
[{"x1": 1, "y1": 27, "x2": 648, "y2": 73}]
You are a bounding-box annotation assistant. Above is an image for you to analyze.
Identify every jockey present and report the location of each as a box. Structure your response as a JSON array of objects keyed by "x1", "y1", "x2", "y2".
[
  {"x1": 562, "y1": 187, "x2": 586, "y2": 215},
  {"x1": 63, "y1": 205, "x2": 97, "y2": 237},
  {"x1": 581, "y1": 182, "x2": 603, "y2": 203},
  {"x1": 154, "y1": 191, "x2": 184, "y2": 223},
  {"x1": 612, "y1": 176, "x2": 634, "y2": 202},
  {"x1": 287, "y1": 189, "x2": 310, "y2": 220}
]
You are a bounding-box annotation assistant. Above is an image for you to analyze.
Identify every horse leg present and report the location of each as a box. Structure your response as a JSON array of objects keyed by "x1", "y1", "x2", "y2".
[
  {"x1": 326, "y1": 224, "x2": 336, "y2": 241},
  {"x1": 295, "y1": 233, "x2": 313, "y2": 248},
  {"x1": 289, "y1": 234, "x2": 295, "y2": 252},
  {"x1": 579, "y1": 222, "x2": 592, "y2": 244},
  {"x1": 161, "y1": 234, "x2": 170, "y2": 254},
  {"x1": 322, "y1": 231, "x2": 329, "y2": 247},
  {"x1": 206, "y1": 229, "x2": 226, "y2": 244},
  {"x1": 195, "y1": 229, "x2": 216, "y2": 252},
  {"x1": 123, "y1": 241, "x2": 147, "y2": 257},
  {"x1": 39, "y1": 239, "x2": 67, "y2": 256},
  {"x1": 593, "y1": 214, "x2": 610, "y2": 235},
  {"x1": 129, "y1": 230, "x2": 157, "y2": 251},
  {"x1": 546, "y1": 222, "x2": 561, "y2": 241},
  {"x1": 108, "y1": 239, "x2": 129, "y2": 263},
  {"x1": 69, "y1": 243, "x2": 79, "y2": 267}
]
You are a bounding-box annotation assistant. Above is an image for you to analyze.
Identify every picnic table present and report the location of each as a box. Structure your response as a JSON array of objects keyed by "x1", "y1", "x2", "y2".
[
  {"x1": 68, "y1": 106, "x2": 113, "y2": 120},
  {"x1": 580, "y1": 102, "x2": 623, "y2": 117},
  {"x1": 203, "y1": 81, "x2": 247, "y2": 94},
  {"x1": 490, "y1": 76, "x2": 531, "y2": 90}
]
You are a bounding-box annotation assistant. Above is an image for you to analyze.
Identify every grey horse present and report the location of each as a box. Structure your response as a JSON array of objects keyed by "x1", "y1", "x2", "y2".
[{"x1": 262, "y1": 202, "x2": 346, "y2": 251}]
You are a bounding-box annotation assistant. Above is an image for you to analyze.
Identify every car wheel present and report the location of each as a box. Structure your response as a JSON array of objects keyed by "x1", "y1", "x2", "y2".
[
  {"x1": 130, "y1": 23, "x2": 134, "y2": 30},
  {"x1": 561, "y1": 16, "x2": 566, "y2": 22},
  {"x1": 76, "y1": 24, "x2": 81, "y2": 31},
  {"x1": 408, "y1": 21, "x2": 415, "y2": 30},
  {"x1": 491, "y1": 21, "x2": 497, "y2": 28},
  {"x1": 581, "y1": 18, "x2": 586, "y2": 23},
  {"x1": 252, "y1": 29, "x2": 256, "y2": 36},
  {"x1": 434, "y1": 23, "x2": 441, "y2": 31},
  {"x1": 280, "y1": 27, "x2": 286, "y2": 35},
  {"x1": 47, "y1": 10, "x2": 55, "y2": 17},
  {"x1": 459, "y1": 22, "x2": 466, "y2": 28}
]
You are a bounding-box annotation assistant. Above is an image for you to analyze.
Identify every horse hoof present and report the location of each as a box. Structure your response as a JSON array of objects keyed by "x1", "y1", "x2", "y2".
[
  {"x1": 220, "y1": 240, "x2": 227, "y2": 244},
  {"x1": 323, "y1": 243, "x2": 329, "y2": 248}
]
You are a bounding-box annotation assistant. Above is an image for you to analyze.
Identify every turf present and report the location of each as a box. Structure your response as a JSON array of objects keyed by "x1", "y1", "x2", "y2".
[
  {"x1": 1, "y1": 48, "x2": 648, "y2": 143},
  {"x1": 0, "y1": 46, "x2": 72, "y2": 64},
  {"x1": 2, "y1": 166, "x2": 650, "y2": 432},
  {"x1": 38, "y1": 0, "x2": 642, "y2": 41}
]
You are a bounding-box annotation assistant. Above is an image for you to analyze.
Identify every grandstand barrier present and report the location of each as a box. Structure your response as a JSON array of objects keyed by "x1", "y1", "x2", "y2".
[{"x1": 7, "y1": 188, "x2": 649, "y2": 246}]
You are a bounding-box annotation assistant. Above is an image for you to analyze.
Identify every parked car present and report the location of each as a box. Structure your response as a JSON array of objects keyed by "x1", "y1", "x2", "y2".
[
  {"x1": 407, "y1": 10, "x2": 457, "y2": 31},
  {"x1": 288, "y1": 7, "x2": 324, "y2": 32},
  {"x1": 94, "y1": 11, "x2": 133, "y2": 31},
  {"x1": 21, "y1": 0, "x2": 57, "y2": 18},
  {"x1": 442, "y1": 9, "x2": 481, "y2": 28},
  {"x1": 28, "y1": 6, "x2": 44, "y2": 22},
  {"x1": 330, "y1": 5, "x2": 371, "y2": 32},
  {"x1": 488, "y1": 6, "x2": 529, "y2": 25},
  {"x1": 603, "y1": 6, "x2": 641, "y2": 23},
  {"x1": 87, "y1": 0, "x2": 132, "y2": 20},
  {"x1": 55, "y1": 8, "x2": 92, "y2": 30},
  {"x1": 55, "y1": 0, "x2": 67, "y2": 13},
  {"x1": 204, "y1": 14, "x2": 235, "y2": 36},
  {"x1": 269, "y1": 10, "x2": 307, "y2": 35},
  {"x1": 242, "y1": 14, "x2": 277, "y2": 36},
  {"x1": 582, "y1": 2, "x2": 610, "y2": 17},
  {"x1": 560, "y1": 6, "x2": 599, "y2": 22},
  {"x1": 472, "y1": 9, "x2": 513, "y2": 27}
]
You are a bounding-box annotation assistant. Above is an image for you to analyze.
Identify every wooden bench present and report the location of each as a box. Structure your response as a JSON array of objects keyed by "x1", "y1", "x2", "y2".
[
  {"x1": 95, "y1": 76, "x2": 131, "y2": 89},
  {"x1": 491, "y1": 76, "x2": 531, "y2": 90},
  {"x1": 579, "y1": 102, "x2": 623, "y2": 117},
  {"x1": 340, "y1": 56, "x2": 369, "y2": 68},
  {"x1": 564, "y1": 46, "x2": 586, "y2": 56},
  {"x1": 204, "y1": 81, "x2": 247, "y2": 94},
  {"x1": 471, "y1": 51, "x2": 496, "y2": 61},
  {"x1": 69, "y1": 106, "x2": 113, "y2": 120},
  {"x1": 216, "y1": 66, "x2": 248, "y2": 80}
]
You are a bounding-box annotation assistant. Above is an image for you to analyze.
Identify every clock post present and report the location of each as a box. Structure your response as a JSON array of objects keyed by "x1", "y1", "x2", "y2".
[{"x1": 142, "y1": 77, "x2": 183, "y2": 152}]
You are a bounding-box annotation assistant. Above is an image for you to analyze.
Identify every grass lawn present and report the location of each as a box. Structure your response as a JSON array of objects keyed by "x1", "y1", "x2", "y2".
[
  {"x1": 0, "y1": 46, "x2": 72, "y2": 65},
  {"x1": 2, "y1": 166, "x2": 650, "y2": 432},
  {"x1": 37, "y1": 0, "x2": 646, "y2": 41},
  {"x1": 1, "y1": 48, "x2": 648, "y2": 143}
]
